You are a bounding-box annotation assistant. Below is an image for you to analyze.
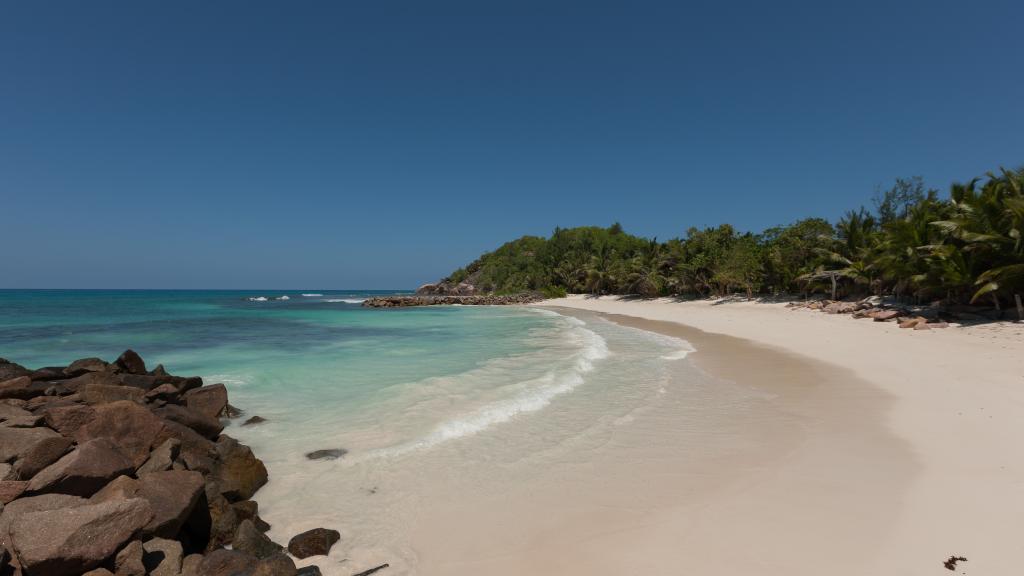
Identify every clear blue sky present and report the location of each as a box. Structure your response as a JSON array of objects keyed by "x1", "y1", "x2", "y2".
[{"x1": 3, "y1": 1, "x2": 1022, "y2": 289}]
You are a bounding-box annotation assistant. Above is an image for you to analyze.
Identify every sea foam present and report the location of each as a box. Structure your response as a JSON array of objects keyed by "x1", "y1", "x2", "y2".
[{"x1": 360, "y1": 312, "x2": 609, "y2": 459}]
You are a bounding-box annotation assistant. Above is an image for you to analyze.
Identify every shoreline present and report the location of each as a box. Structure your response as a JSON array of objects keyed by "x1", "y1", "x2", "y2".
[{"x1": 531, "y1": 295, "x2": 1024, "y2": 575}]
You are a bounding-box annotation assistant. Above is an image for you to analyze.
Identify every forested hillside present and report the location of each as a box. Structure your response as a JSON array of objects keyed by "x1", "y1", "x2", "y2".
[{"x1": 428, "y1": 167, "x2": 1024, "y2": 307}]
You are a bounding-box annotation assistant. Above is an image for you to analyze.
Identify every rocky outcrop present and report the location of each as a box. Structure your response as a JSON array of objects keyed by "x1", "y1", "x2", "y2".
[
  {"x1": 364, "y1": 293, "x2": 543, "y2": 308},
  {"x1": 0, "y1": 351, "x2": 336, "y2": 576},
  {"x1": 416, "y1": 281, "x2": 478, "y2": 296},
  {"x1": 305, "y1": 448, "x2": 347, "y2": 460},
  {"x1": 8, "y1": 497, "x2": 153, "y2": 576}
]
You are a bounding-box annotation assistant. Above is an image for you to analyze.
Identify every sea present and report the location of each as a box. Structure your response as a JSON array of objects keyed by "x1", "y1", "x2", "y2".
[{"x1": 0, "y1": 289, "x2": 722, "y2": 574}]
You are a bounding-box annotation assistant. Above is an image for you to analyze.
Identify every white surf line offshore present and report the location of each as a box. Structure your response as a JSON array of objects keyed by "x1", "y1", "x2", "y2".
[{"x1": 351, "y1": 310, "x2": 610, "y2": 462}]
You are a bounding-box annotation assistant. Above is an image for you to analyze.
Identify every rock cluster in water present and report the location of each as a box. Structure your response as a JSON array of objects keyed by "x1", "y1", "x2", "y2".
[
  {"x1": 0, "y1": 351, "x2": 340, "y2": 576},
  {"x1": 362, "y1": 293, "x2": 543, "y2": 308}
]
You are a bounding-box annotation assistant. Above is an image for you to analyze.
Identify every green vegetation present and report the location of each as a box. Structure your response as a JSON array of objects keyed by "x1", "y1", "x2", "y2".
[{"x1": 440, "y1": 166, "x2": 1024, "y2": 307}]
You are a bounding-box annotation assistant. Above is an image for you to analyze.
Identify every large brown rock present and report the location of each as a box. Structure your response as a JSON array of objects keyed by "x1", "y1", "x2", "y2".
[
  {"x1": 0, "y1": 377, "x2": 38, "y2": 401},
  {"x1": 114, "y1": 539, "x2": 146, "y2": 576},
  {"x1": 116, "y1": 350, "x2": 148, "y2": 375},
  {"x1": 146, "y1": 383, "x2": 183, "y2": 404},
  {"x1": 254, "y1": 553, "x2": 298, "y2": 576},
  {"x1": 181, "y1": 553, "x2": 203, "y2": 576},
  {"x1": 8, "y1": 497, "x2": 153, "y2": 576},
  {"x1": 0, "y1": 359, "x2": 30, "y2": 381},
  {"x1": 233, "y1": 518, "x2": 284, "y2": 559},
  {"x1": 30, "y1": 365, "x2": 69, "y2": 380},
  {"x1": 153, "y1": 404, "x2": 224, "y2": 439},
  {"x1": 92, "y1": 470, "x2": 205, "y2": 539},
  {"x1": 62, "y1": 370, "x2": 124, "y2": 393},
  {"x1": 287, "y1": 527, "x2": 340, "y2": 559},
  {"x1": 200, "y1": 483, "x2": 237, "y2": 551},
  {"x1": 0, "y1": 480, "x2": 27, "y2": 503},
  {"x1": 27, "y1": 438, "x2": 134, "y2": 497},
  {"x1": 156, "y1": 420, "x2": 218, "y2": 472},
  {"x1": 137, "y1": 438, "x2": 180, "y2": 475},
  {"x1": 76, "y1": 400, "x2": 166, "y2": 467},
  {"x1": 43, "y1": 403, "x2": 97, "y2": 436},
  {"x1": 0, "y1": 403, "x2": 35, "y2": 424},
  {"x1": 121, "y1": 374, "x2": 161, "y2": 391},
  {"x1": 142, "y1": 537, "x2": 183, "y2": 576},
  {"x1": 64, "y1": 357, "x2": 109, "y2": 377},
  {"x1": 184, "y1": 384, "x2": 228, "y2": 419},
  {"x1": 898, "y1": 317, "x2": 928, "y2": 329},
  {"x1": 11, "y1": 435, "x2": 73, "y2": 479},
  {"x1": 232, "y1": 499, "x2": 271, "y2": 532},
  {"x1": 0, "y1": 493, "x2": 87, "y2": 541},
  {"x1": 870, "y1": 310, "x2": 900, "y2": 321},
  {"x1": 212, "y1": 435, "x2": 268, "y2": 501},
  {"x1": 81, "y1": 383, "x2": 146, "y2": 405},
  {"x1": 0, "y1": 425, "x2": 63, "y2": 462},
  {"x1": 196, "y1": 548, "x2": 257, "y2": 576}
]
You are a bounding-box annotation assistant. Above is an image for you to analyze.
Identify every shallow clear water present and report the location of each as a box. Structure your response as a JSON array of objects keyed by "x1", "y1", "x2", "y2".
[{"x1": 0, "y1": 289, "x2": 713, "y2": 574}]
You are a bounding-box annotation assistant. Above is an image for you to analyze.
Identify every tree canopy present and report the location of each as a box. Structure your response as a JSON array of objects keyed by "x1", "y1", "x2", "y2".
[{"x1": 438, "y1": 166, "x2": 1024, "y2": 306}]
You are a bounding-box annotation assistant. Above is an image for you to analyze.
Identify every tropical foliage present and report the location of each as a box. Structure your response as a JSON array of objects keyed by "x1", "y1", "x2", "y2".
[{"x1": 440, "y1": 167, "x2": 1024, "y2": 307}]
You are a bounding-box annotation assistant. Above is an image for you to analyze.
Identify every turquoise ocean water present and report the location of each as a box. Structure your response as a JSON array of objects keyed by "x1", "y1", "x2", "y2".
[{"x1": 0, "y1": 289, "x2": 715, "y2": 574}]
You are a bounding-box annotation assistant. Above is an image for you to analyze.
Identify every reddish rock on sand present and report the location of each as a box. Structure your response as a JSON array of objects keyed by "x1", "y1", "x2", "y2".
[{"x1": 288, "y1": 527, "x2": 341, "y2": 559}]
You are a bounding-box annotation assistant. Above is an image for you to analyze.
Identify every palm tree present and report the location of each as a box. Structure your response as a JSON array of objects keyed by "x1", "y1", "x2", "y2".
[
  {"x1": 584, "y1": 244, "x2": 617, "y2": 295},
  {"x1": 625, "y1": 240, "x2": 666, "y2": 297},
  {"x1": 931, "y1": 168, "x2": 1024, "y2": 307}
]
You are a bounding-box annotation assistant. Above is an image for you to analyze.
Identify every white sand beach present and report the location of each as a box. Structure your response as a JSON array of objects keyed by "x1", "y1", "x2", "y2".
[{"x1": 490, "y1": 295, "x2": 1024, "y2": 576}]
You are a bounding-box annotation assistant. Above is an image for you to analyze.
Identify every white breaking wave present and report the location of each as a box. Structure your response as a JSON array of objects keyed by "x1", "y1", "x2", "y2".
[
  {"x1": 660, "y1": 342, "x2": 696, "y2": 360},
  {"x1": 360, "y1": 313, "x2": 609, "y2": 460},
  {"x1": 276, "y1": 295, "x2": 290, "y2": 300},
  {"x1": 325, "y1": 298, "x2": 366, "y2": 304},
  {"x1": 247, "y1": 296, "x2": 268, "y2": 302},
  {"x1": 301, "y1": 293, "x2": 323, "y2": 297},
  {"x1": 591, "y1": 314, "x2": 696, "y2": 361}
]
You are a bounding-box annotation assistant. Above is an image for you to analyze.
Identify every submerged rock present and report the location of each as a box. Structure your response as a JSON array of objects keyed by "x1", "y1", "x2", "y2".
[{"x1": 305, "y1": 448, "x2": 347, "y2": 461}]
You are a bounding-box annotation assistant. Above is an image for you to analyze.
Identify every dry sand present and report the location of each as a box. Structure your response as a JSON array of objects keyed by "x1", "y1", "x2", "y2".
[{"x1": 508, "y1": 295, "x2": 1024, "y2": 576}]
